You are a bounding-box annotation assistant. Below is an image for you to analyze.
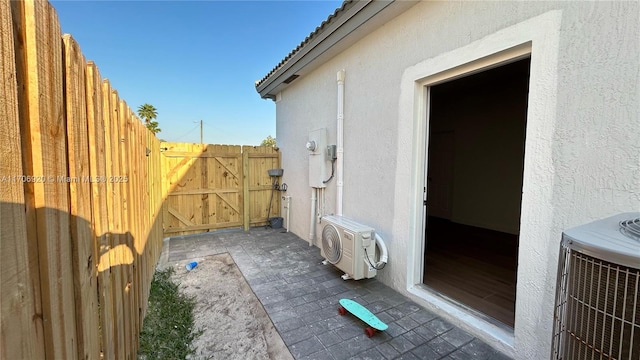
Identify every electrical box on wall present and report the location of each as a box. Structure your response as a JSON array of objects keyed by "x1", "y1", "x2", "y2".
[
  {"x1": 307, "y1": 128, "x2": 327, "y2": 188},
  {"x1": 327, "y1": 145, "x2": 337, "y2": 160}
]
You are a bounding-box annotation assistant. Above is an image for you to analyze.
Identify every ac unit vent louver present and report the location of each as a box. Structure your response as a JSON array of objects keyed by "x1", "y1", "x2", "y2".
[{"x1": 552, "y1": 213, "x2": 640, "y2": 360}]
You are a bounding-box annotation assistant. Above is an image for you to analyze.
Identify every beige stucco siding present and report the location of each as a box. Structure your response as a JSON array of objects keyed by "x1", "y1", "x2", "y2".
[{"x1": 274, "y1": 1, "x2": 639, "y2": 358}]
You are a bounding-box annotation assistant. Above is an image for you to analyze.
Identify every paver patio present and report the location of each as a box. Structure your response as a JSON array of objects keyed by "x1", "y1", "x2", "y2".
[{"x1": 161, "y1": 227, "x2": 513, "y2": 360}]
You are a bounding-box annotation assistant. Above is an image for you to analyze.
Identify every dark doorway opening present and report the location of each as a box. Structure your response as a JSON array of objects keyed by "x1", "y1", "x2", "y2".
[{"x1": 423, "y1": 57, "x2": 530, "y2": 328}]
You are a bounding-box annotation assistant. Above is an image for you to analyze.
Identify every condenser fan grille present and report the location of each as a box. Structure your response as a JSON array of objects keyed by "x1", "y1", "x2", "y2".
[
  {"x1": 322, "y1": 224, "x2": 342, "y2": 264},
  {"x1": 552, "y1": 248, "x2": 640, "y2": 360},
  {"x1": 619, "y1": 217, "x2": 640, "y2": 242}
]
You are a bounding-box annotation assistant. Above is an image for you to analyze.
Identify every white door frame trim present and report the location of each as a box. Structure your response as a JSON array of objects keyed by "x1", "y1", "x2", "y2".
[{"x1": 397, "y1": 10, "x2": 563, "y2": 357}]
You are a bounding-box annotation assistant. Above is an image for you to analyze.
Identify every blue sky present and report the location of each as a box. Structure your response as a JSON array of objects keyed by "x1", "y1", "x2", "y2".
[{"x1": 52, "y1": 0, "x2": 343, "y2": 145}]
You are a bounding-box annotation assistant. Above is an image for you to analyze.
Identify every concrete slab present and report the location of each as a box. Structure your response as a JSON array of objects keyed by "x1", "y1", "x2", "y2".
[{"x1": 160, "y1": 228, "x2": 513, "y2": 360}]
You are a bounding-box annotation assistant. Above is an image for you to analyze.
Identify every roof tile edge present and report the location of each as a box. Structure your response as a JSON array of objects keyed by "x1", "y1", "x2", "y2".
[{"x1": 254, "y1": 0, "x2": 355, "y2": 89}]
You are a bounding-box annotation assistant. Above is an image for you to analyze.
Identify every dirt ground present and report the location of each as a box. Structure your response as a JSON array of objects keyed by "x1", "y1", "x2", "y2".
[{"x1": 169, "y1": 254, "x2": 293, "y2": 360}]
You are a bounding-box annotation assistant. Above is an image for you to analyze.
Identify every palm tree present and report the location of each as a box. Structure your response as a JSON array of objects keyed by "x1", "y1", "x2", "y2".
[
  {"x1": 146, "y1": 121, "x2": 161, "y2": 134},
  {"x1": 137, "y1": 103, "x2": 157, "y2": 125}
]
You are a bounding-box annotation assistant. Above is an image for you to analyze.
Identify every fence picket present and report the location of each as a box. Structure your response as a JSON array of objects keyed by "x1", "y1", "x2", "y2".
[
  {"x1": 63, "y1": 33, "x2": 101, "y2": 360},
  {"x1": 3, "y1": 0, "x2": 279, "y2": 357},
  {"x1": 18, "y1": 1, "x2": 78, "y2": 358},
  {"x1": 1, "y1": 0, "x2": 46, "y2": 357}
]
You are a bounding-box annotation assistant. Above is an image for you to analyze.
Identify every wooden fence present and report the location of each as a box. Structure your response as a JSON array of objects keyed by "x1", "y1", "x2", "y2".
[
  {"x1": 1, "y1": 1, "x2": 163, "y2": 359},
  {"x1": 161, "y1": 142, "x2": 282, "y2": 236}
]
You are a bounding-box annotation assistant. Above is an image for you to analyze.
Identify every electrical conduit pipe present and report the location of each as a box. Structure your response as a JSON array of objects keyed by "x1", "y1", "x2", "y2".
[
  {"x1": 309, "y1": 188, "x2": 317, "y2": 246},
  {"x1": 336, "y1": 70, "x2": 345, "y2": 216},
  {"x1": 282, "y1": 195, "x2": 291, "y2": 233},
  {"x1": 375, "y1": 233, "x2": 388, "y2": 267},
  {"x1": 336, "y1": 69, "x2": 388, "y2": 266}
]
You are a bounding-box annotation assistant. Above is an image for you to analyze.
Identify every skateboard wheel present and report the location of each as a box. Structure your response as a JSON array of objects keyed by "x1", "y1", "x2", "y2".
[
  {"x1": 338, "y1": 306, "x2": 346, "y2": 315},
  {"x1": 365, "y1": 327, "x2": 375, "y2": 337}
]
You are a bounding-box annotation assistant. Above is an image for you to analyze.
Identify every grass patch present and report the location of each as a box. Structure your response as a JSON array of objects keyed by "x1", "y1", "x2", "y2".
[{"x1": 138, "y1": 268, "x2": 201, "y2": 359}]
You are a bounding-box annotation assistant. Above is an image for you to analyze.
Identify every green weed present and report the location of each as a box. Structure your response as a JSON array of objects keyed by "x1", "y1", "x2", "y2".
[{"x1": 138, "y1": 268, "x2": 202, "y2": 359}]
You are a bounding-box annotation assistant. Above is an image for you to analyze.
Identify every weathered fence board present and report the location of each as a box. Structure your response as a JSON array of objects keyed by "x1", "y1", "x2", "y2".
[
  {"x1": 108, "y1": 89, "x2": 126, "y2": 360},
  {"x1": 63, "y1": 34, "x2": 101, "y2": 360},
  {"x1": 161, "y1": 143, "x2": 281, "y2": 236},
  {"x1": 2, "y1": 1, "x2": 164, "y2": 358},
  {"x1": 96, "y1": 78, "x2": 117, "y2": 360},
  {"x1": 18, "y1": 1, "x2": 78, "y2": 358},
  {"x1": 1, "y1": 0, "x2": 46, "y2": 357}
]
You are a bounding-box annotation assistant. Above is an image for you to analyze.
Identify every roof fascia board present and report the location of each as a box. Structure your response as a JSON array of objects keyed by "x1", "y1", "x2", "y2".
[{"x1": 258, "y1": 0, "x2": 395, "y2": 99}]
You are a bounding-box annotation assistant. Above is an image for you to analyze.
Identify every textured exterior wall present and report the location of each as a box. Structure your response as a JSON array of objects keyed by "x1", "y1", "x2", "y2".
[{"x1": 274, "y1": 1, "x2": 640, "y2": 358}]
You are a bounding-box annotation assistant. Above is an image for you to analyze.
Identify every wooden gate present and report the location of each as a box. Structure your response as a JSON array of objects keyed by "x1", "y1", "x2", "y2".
[{"x1": 161, "y1": 142, "x2": 281, "y2": 236}]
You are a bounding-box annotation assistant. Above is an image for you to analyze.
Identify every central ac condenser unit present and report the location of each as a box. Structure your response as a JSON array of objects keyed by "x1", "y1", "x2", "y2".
[
  {"x1": 551, "y1": 213, "x2": 639, "y2": 360},
  {"x1": 320, "y1": 215, "x2": 377, "y2": 280}
]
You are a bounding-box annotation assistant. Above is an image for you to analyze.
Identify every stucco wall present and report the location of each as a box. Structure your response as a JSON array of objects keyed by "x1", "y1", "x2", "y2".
[{"x1": 274, "y1": 1, "x2": 640, "y2": 358}]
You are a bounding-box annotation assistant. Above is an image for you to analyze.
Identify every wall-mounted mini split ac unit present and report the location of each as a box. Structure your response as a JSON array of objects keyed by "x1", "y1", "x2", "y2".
[
  {"x1": 551, "y1": 212, "x2": 639, "y2": 360},
  {"x1": 321, "y1": 215, "x2": 377, "y2": 280}
]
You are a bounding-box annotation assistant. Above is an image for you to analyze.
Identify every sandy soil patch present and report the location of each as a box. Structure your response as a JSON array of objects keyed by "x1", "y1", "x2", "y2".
[{"x1": 169, "y1": 254, "x2": 293, "y2": 360}]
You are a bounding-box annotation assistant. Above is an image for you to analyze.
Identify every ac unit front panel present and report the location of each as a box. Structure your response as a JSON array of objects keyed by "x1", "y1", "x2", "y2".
[
  {"x1": 338, "y1": 230, "x2": 354, "y2": 277},
  {"x1": 321, "y1": 216, "x2": 377, "y2": 280}
]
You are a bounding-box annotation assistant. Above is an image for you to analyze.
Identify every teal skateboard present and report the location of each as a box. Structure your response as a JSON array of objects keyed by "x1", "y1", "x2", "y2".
[{"x1": 338, "y1": 298, "x2": 388, "y2": 337}]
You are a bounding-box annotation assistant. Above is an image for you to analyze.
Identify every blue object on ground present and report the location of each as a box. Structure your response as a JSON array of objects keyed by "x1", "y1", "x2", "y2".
[{"x1": 339, "y1": 298, "x2": 388, "y2": 331}]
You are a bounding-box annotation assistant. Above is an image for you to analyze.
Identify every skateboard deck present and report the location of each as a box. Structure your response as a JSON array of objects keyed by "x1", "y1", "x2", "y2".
[{"x1": 338, "y1": 298, "x2": 388, "y2": 337}]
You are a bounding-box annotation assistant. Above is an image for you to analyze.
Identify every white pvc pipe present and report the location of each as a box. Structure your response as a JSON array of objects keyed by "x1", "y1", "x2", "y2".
[
  {"x1": 317, "y1": 188, "x2": 324, "y2": 223},
  {"x1": 335, "y1": 69, "x2": 388, "y2": 266},
  {"x1": 282, "y1": 196, "x2": 291, "y2": 232},
  {"x1": 336, "y1": 70, "x2": 345, "y2": 216},
  {"x1": 374, "y1": 233, "x2": 389, "y2": 266},
  {"x1": 309, "y1": 188, "x2": 317, "y2": 246}
]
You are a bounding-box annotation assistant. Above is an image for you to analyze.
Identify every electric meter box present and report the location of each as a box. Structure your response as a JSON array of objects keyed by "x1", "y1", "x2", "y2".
[{"x1": 308, "y1": 128, "x2": 327, "y2": 188}]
